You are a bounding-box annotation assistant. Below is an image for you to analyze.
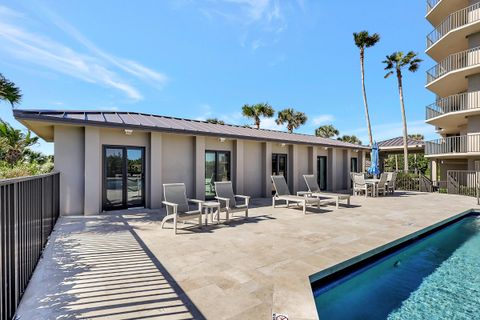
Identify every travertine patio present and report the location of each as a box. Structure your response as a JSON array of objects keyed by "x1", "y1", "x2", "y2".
[{"x1": 17, "y1": 192, "x2": 477, "y2": 320}]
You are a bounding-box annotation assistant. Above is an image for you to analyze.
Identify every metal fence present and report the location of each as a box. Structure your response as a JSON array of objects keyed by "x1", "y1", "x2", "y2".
[
  {"x1": 395, "y1": 173, "x2": 433, "y2": 192},
  {"x1": 447, "y1": 170, "x2": 479, "y2": 198},
  {"x1": 427, "y1": 2, "x2": 480, "y2": 48},
  {"x1": 425, "y1": 134, "x2": 480, "y2": 155},
  {"x1": 0, "y1": 172, "x2": 60, "y2": 320}
]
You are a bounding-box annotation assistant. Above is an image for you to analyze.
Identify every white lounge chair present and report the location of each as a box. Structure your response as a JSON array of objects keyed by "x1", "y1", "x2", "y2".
[
  {"x1": 161, "y1": 183, "x2": 203, "y2": 234},
  {"x1": 214, "y1": 181, "x2": 249, "y2": 221},
  {"x1": 303, "y1": 174, "x2": 351, "y2": 208},
  {"x1": 387, "y1": 172, "x2": 397, "y2": 194},
  {"x1": 271, "y1": 175, "x2": 322, "y2": 214},
  {"x1": 376, "y1": 172, "x2": 389, "y2": 196},
  {"x1": 351, "y1": 173, "x2": 374, "y2": 197}
]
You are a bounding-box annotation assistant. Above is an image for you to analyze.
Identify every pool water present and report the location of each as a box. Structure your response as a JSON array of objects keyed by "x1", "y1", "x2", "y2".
[{"x1": 313, "y1": 215, "x2": 480, "y2": 320}]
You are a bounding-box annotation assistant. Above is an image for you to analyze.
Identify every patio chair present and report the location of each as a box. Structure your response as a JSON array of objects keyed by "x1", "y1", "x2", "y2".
[
  {"x1": 161, "y1": 183, "x2": 203, "y2": 235},
  {"x1": 271, "y1": 175, "x2": 322, "y2": 214},
  {"x1": 214, "y1": 181, "x2": 249, "y2": 221},
  {"x1": 376, "y1": 172, "x2": 389, "y2": 196},
  {"x1": 387, "y1": 172, "x2": 398, "y2": 194},
  {"x1": 303, "y1": 174, "x2": 351, "y2": 208},
  {"x1": 351, "y1": 173, "x2": 374, "y2": 197}
]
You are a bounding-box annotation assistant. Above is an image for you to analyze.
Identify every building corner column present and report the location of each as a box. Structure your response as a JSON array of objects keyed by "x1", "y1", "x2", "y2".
[
  {"x1": 262, "y1": 142, "x2": 272, "y2": 197},
  {"x1": 233, "y1": 140, "x2": 245, "y2": 194},
  {"x1": 327, "y1": 148, "x2": 337, "y2": 191},
  {"x1": 84, "y1": 126, "x2": 101, "y2": 215},
  {"x1": 194, "y1": 136, "x2": 206, "y2": 200},
  {"x1": 150, "y1": 132, "x2": 163, "y2": 209}
]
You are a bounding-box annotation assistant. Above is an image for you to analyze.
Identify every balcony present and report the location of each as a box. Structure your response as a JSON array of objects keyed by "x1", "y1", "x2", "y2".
[
  {"x1": 425, "y1": 134, "x2": 480, "y2": 157},
  {"x1": 426, "y1": 1, "x2": 480, "y2": 61},
  {"x1": 426, "y1": 91, "x2": 480, "y2": 133},
  {"x1": 426, "y1": 46, "x2": 480, "y2": 96}
]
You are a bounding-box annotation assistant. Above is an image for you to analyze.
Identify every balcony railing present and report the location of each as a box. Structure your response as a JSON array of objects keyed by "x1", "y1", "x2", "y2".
[
  {"x1": 426, "y1": 45, "x2": 480, "y2": 84},
  {"x1": 425, "y1": 134, "x2": 480, "y2": 155},
  {"x1": 427, "y1": 0, "x2": 441, "y2": 14},
  {"x1": 427, "y1": 2, "x2": 480, "y2": 48},
  {"x1": 426, "y1": 91, "x2": 480, "y2": 120}
]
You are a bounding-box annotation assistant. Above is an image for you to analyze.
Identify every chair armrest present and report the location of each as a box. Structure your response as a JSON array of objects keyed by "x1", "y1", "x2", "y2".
[
  {"x1": 187, "y1": 199, "x2": 203, "y2": 210},
  {"x1": 235, "y1": 195, "x2": 250, "y2": 205},
  {"x1": 215, "y1": 196, "x2": 230, "y2": 207},
  {"x1": 162, "y1": 201, "x2": 178, "y2": 214}
]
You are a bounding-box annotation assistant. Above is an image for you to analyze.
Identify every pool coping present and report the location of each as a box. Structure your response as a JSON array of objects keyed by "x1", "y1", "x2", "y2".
[{"x1": 309, "y1": 208, "x2": 479, "y2": 286}]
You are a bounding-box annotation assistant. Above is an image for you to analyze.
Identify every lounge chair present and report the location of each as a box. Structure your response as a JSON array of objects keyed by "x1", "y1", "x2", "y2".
[
  {"x1": 376, "y1": 172, "x2": 389, "y2": 196},
  {"x1": 161, "y1": 183, "x2": 203, "y2": 234},
  {"x1": 214, "y1": 181, "x2": 249, "y2": 221},
  {"x1": 351, "y1": 173, "x2": 374, "y2": 197},
  {"x1": 387, "y1": 172, "x2": 397, "y2": 194},
  {"x1": 303, "y1": 174, "x2": 351, "y2": 208},
  {"x1": 271, "y1": 175, "x2": 323, "y2": 214}
]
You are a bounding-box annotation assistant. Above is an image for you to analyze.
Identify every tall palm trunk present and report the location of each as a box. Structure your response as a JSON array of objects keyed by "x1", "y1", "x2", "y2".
[
  {"x1": 396, "y1": 69, "x2": 409, "y2": 173},
  {"x1": 359, "y1": 48, "x2": 373, "y2": 147}
]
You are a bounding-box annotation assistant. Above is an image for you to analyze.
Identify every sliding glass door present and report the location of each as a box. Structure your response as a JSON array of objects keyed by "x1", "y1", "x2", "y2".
[
  {"x1": 272, "y1": 154, "x2": 287, "y2": 179},
  {"x1": 205, "y1": 151, "x2": 231, "y2": 199},
  {"x1": 317, "y1": 156, "x2": 327, "y2": 191},
  {"x1": 103, "y1": 146, "x2": 145, "y2": 211}
]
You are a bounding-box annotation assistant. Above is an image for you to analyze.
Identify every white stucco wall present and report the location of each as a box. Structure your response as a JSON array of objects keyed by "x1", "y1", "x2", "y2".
[
  {"x1": 54, "y1": 125, "x2": 84, "y2": 216},
  {"x1": 243, "y1": 141, "x2": 263, "y2": 197}
]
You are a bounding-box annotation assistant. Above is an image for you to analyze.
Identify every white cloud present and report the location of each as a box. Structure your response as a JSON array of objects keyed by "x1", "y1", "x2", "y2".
[
  {"x1": 0, "y1": 6, "x2": 168, "y2": 100},
  {"x1": 259, "y1": 117, "x2": 284, "y2": 130},
  {"x1": 342, "y1": 120, "x2": 437, "y2": 144},
  {"x1": 312, "y1": 114, "x2": 335, "y2": 126}
]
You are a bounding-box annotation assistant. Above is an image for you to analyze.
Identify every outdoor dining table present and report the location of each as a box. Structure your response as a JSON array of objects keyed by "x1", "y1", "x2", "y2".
[
  {"x1": 364, "y1": 178, "x2": 380, "y2": 197},
  {"x1": 364, "y1": 177, "x2": 392, "y2": 197}
]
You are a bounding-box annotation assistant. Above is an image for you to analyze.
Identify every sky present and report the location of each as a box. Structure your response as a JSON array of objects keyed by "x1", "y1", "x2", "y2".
[{"x1": 0, "y1": 0, "x2": 436, "y2": 155}]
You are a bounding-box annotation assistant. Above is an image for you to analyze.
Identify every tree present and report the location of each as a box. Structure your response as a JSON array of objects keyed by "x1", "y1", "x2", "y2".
[
  {"x1": 354, "y1": 31, "x2": 380, "y2": 147},
  {"x1": 0, "y1": 73, "x2": 22, "y2": 107},
  {"x1": 0, "y1": 120, "x2": 38, "y2": 165},
  {"x1": 383, "y1": 51, "x2": 422, "y2": 172},
  {"x1": 206, "y1": 118, "x2": 225, "y2": 125},
  {"x1": 241, "y1": 103, "x2": 275, "y2": 129},
  {"x1": 315, "y1": 125, "x2": 339, "y2": 138},
  {"x1": 275, "y1": 108, "x2": 308, "y2": 133},
  {"x1": 408, "y1": 133, "x2": 424, "y2": 141},
  {"x1": 337, "y1": 135, "x2": 362, "y2": 145}
]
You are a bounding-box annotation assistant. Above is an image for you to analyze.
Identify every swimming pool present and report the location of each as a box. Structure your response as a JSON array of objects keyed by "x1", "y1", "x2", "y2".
[{"x1": 312, "y1": 212, "x2": 480, "y2": 320}]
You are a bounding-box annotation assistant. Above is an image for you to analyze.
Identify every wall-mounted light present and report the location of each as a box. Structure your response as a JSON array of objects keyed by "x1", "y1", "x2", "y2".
[
  {"x1": 354, "y1": 149, "x2": 359, "y2": 153},
  {"x1": 219, "y1": 137, "x2": 226, "y2": 143},
  {"x1": 124, "y1": 129, "x2": 133, "y2": 135},
  {"x1": 279, "y1": 143, "x2": 286, "y2": 147},
  {"x1": 324, "y1": 147, "x2": 329, "y2": 150}
]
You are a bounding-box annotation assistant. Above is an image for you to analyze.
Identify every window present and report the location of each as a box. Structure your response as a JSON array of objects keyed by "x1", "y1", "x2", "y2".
[
  {"x1": 205, "y1": 151, "x2": 231, "y2": 198},
  {"x1": 103, "y1": 146, "x2": 145, "y2": 211},
  {"x1": 272, "y1": 154, "x2": 287, "y2": 179}
]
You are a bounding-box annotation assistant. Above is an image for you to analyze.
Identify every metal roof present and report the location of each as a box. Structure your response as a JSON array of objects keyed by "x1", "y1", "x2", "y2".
[
  {"x1": 377, "y1": 136, "x2": 425, "y2": 149},
  {"x1": 13, "y1": 109, "x2": 368, "y2": 149}
]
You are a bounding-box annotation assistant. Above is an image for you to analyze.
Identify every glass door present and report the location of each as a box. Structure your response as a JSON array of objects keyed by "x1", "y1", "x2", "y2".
[
  {"x1": 205, "y1": 151, "x2": 231, "y2": 199},
  {"x1": 351, "y1": 157, "x2": 358, "y2": 173},
  {"x1": 317, "y1": 156, "x2": 327, "y2": 191},
  {"x1": 127, "y1": 148, "x2": 145, "y2": 208},
  {"x1": 103, "y1": 146, "x2": 145, "y2": 211},
  {"x1": 272, "y1": 154, "x2": 288, "y2": 179},
  {"x1": 104, "y1": 147, "x2": 124, "y2": 210}
]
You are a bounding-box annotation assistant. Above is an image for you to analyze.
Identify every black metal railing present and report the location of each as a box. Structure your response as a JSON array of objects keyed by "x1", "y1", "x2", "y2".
[
  {"x1": 0, "y1": 172, "x2": 60, "y2": 320},
  {"x1": 395, "y1": 173, "x2": 434, "y2": 192}
]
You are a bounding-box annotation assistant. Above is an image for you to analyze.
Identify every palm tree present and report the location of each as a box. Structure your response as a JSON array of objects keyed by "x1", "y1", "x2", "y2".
[
  {"x1": 353, "y1": 31, "x2": 380, "y2": 147},
  {"x1": 408, "y1": 133, "x2": 424, "y2": 141},
  {"x1": 315, "y1": 125, "x2": 339, "y2": 138},
  {"x1": 383, "y1": 51, "x2": 422, "y2": 173},
  {"x1": 275, "y1": 108, "x2": 308, "y2": 133},
  {"x1": 205, "y1": 118, "x2": 225, "y2": 125},
  {"x1": 0, "y1": 73, "x2": 22, "y2": 107},
  {"x1": 241, "y1": 103, "x2": 275, "y2": 129},
  {"x1": 0, "y1": 120, "x2": 38, "y2": 165},
  {"x1": 337, "y1": 135, "x2": 362, "y2": 145}
]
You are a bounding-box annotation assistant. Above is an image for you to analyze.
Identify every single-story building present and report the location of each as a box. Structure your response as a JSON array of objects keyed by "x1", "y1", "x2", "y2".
[
  {"x1": 14, "y1": 109, "x2": 369, "y2": 216},
  {"x1": 377, "y1": 136, "x2": 425, "y2": 172}
]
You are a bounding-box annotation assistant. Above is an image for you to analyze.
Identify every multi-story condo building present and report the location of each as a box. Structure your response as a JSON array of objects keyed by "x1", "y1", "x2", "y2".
[{"x1": 425, "y1": 0, "x2": 480, "y2": 182}]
